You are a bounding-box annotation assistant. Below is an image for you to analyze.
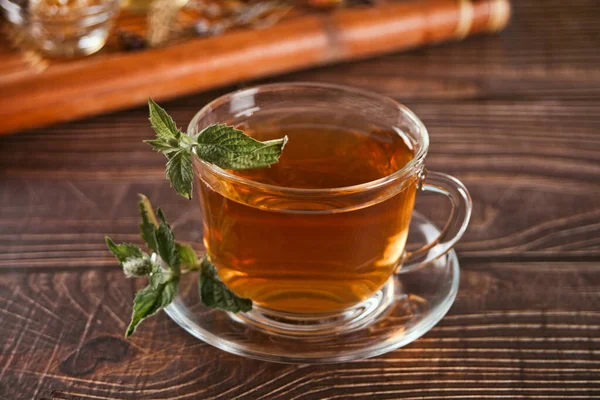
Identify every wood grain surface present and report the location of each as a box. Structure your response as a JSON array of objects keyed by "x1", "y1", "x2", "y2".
[
  {"x1": 1, "y1": 262, "x2": 599, "y2": 399},
  {"x1": 0, "y1": 0, "x2": 599, "y2": 398}
]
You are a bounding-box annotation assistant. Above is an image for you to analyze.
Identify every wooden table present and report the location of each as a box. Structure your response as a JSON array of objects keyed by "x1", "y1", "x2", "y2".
[{"x1": 1, "y1": 0, "x2": 599, "y2": 398}]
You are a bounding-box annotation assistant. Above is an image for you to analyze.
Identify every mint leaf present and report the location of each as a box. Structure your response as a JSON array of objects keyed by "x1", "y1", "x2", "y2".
[
  {"x1": 145, "y1": 100, "x2": 287, "y2": 200},
  {"x1": 125, "y1": 278, "x2": 178, "y2": 337},
  {"x1": 106, "y1": 237, "x2": 144, "y2": 263},
  {"x1": 195, "y1": 124, "x2": 288, "y2": 170},
  {"x1": 165, "y1": 150, "x2": 194, "y2": 199},
  {"x1": 145, "y1": 139, "x2": 181, "y2": 155},
  {"x1": 177, "y1": 243, "x2": 199, "y2": 270},
  {"x1": 156, "y1": 221, "x2": 180, "y2": 274},
  {"x1": 156, "y1": 208, "x2": 168, "y2": 225},
  {"x1": 122, "y1": 257, "x2": 156, "y2": 278},
  {"x1": 148, "y1": 98, "x2": 180, "y2": 140},
  {"x1": 199, "y1": 256, "x2": 252, "y2": 313},
  {"x1": 138, "y1": 194, "x2": 158, "y2": 252}
]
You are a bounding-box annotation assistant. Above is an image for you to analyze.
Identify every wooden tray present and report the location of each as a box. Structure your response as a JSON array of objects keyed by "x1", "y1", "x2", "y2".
[{"x1": 0, "y1": 0, "x2": 510, "y2": 135}]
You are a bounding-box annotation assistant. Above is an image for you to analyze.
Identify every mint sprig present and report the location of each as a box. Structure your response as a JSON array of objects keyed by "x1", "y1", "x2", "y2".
[
  {"x1": 106, "y1": 195, "x2": 252, "y2": 337},
  {"x1": 146, "y1": 99, "x2": 287, "y2": 199}
]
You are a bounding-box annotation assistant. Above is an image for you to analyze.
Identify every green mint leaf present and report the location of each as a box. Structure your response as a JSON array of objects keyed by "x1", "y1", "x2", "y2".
[
  {"x1": 195, "y1": 124, "x2": 288, "y2": 170},
  {"x1": 105, "y1": 237, "x2": 144, "y2": 263},
  {"x1": 138, "y1": 194, "x2": 158, "y2": 253},
  {"x1": 165, "y1": 150, "x2": 194, "y2": 200},
  {"x1": 156, "y1": 208, "x2": 168, "y2": 225},
  {"x1": 148, "y1": 98, "x2": 180, "y2": 140},
  {"x1": 155, "y1": 220, "x2": 180, "y2": 274},
  {"x1": 125, "y1": 278, "x2": 178, "y2": 337},
  {"x1": 145, "y1": 139, "x2": 181, "y2": 154},
  {"x1": 122, "y1": 257, "x2": 156, "y2": 278},
  {"x1": 176, "y1": 243, "x2": 199, "y2": 270},
  {"x1": 198, "y1": 256, "x2": 252, "y2": 313},
  {"x1": 146, "y1": 101, "x2": 287, "y2": 200}
]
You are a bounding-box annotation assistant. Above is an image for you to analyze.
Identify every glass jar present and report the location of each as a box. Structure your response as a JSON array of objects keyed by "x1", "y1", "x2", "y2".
[{"x1": 1, "y1": 0, "x2": 120, "y2": 57}]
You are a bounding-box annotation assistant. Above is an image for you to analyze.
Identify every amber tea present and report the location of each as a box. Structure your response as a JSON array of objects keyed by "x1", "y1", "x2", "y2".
[{"x1": 197, "y1": 118, "x2": 418, "y2": 314}]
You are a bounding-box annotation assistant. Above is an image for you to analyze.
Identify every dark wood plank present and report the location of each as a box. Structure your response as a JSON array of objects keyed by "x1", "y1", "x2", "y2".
[
  {"x1": 1, "y1": 261, "x2": 599, "y2": 399},
  {"x1": 0, "y1": 99, "x2": 597, "y2": 267}
]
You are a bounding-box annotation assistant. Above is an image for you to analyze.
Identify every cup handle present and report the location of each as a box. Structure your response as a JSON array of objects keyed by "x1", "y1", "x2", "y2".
[{"x1": 398, "y1": 170, "x2": 473, "y2": 273}]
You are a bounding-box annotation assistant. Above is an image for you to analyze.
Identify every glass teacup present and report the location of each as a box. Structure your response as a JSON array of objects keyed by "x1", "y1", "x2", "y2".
[{"x1": 167, "y1": 83, "x2": 471, "y2": 362}]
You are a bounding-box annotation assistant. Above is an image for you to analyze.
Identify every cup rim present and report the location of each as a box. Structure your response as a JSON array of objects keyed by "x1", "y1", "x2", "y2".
[{"x1": 188, "y1": 82, "x2": 429, "y2": 195}]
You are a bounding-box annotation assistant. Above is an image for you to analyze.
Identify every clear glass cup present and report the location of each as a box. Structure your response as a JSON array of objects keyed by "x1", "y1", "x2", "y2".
[
  {"x1": 0, "y1": 0, "x2": 28, "y2": 26},
  {"x1": 14, "y1": 0, "x2": 121, "y2": 57},
  {"x1": 165, "y1": 82, "x2": 472, "y2": 363}
]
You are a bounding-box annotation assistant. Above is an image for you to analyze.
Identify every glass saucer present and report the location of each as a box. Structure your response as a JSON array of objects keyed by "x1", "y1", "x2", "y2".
[{"x1": 164, "y1": 212, "x2": 459, "y2": 364}]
